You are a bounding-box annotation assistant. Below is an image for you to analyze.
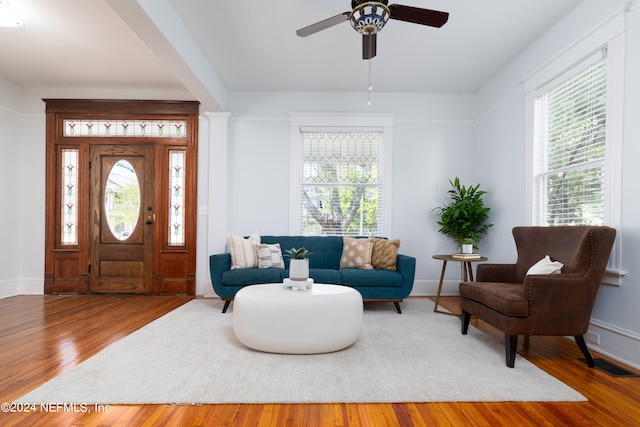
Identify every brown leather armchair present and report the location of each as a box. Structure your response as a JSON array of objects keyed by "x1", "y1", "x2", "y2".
[{"x1": 459, "y1": 226, "x2": 616, "y2": 368}]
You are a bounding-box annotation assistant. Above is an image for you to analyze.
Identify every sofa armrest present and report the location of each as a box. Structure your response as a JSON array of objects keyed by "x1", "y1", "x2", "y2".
[
  {"x1": 476, "y1": 263, "x2": 518, "y2": 283},
  {"x1": 209, "y1": 253, "x2": 232, "y2": 297},
  {"x1": 396, "y1": 254, "x2": 416, "y2": 294}
]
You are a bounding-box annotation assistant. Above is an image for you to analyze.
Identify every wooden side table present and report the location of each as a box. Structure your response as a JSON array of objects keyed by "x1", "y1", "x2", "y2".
[{"x1": 432, "y1": 254, "x2": 488, "y2": 315}]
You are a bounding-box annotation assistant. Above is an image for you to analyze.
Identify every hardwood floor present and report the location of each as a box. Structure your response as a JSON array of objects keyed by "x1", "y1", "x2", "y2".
[{"x1": 0, "y1": 295, "x2": 638, "y2": 426}]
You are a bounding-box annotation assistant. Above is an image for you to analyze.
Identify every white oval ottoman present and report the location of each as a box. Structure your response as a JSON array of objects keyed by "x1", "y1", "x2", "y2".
[{"x1": 232, "y1": 283, "x2": 363, "y2": 354}]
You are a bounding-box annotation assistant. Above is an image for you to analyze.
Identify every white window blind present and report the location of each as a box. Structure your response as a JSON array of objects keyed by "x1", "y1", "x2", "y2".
[
  {"x1": 533, "y1": 57, "x2": 607, "y2": 226},
  {"x1": 298, "y1": 130, "x2": 383, "y2": 236}
]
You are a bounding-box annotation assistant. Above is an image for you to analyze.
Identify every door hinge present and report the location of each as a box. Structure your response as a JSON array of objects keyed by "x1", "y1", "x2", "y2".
[
  {"x1": 88, "y1": 263, "x2": 91, "y2": 273},
  {"x1": 88, "y1": 161, "x2": 92, "y2": 169}
]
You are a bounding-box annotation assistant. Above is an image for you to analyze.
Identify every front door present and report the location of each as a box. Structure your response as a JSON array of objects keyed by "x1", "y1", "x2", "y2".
[{"x1": 89, "y1": 145, "x2": 155, "y2": 293}]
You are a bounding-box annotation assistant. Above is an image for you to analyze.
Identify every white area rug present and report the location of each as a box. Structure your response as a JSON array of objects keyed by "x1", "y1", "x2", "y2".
[{"x1": 16, "y1": 298, "x2": 586, "y2": 404}]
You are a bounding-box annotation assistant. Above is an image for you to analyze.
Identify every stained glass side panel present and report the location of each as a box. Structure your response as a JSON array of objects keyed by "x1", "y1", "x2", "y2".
[
  {"x1": 63, "y1": 120, "x2": 187, "y2": 137},
  {"x1": 168, "y1": 150, "x2": 186, "y2": 246},
  {"x1": 61, "y1": 149, "x2": 79, "y2": 245}
]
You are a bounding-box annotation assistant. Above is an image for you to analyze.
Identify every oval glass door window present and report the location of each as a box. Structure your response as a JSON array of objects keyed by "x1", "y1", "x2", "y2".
[{"x1": 104, "y1": 160, "x2": 140, "y2": 240}]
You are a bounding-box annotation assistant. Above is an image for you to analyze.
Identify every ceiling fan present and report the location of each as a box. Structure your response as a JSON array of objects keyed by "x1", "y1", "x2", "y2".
[{"x1": 296, "y1": 1, "x2": 449, "y2": 60}]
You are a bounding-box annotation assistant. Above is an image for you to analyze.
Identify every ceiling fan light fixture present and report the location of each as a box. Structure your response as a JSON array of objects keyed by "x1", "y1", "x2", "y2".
[
  {"x1": 349, "y1": 2, "x2": 390, "y2": 35},
  {"x1": 0, "y1": 0, "x2": 23, "y2": 27}
]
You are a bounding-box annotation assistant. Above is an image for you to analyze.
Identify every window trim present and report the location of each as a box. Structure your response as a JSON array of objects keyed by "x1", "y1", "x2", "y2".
[{"x1": 289, "y1": 113, "x2": 394, "y2": 236}]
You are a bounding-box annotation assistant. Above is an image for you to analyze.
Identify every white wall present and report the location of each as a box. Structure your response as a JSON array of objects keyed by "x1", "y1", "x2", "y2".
[
  {"x1": 474, "y1": 0, "x2": 640, "y2": 368},
  {"x1": 0, "y1": 78, "x2": 24, "y2": 297}
]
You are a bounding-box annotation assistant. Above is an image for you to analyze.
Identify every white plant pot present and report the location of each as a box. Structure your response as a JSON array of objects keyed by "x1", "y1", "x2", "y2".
[
  {"x1": 289, "y1": 258, "x2": 309, "y2": 281},
  {"x1": 462, "y1": 244, "x2": 473, "y2": 254}
]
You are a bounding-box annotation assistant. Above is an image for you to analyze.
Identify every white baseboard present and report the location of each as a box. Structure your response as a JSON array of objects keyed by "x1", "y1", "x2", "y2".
[
  {"x1": 0, "y1": 278, "x2": 44, "y2": 299},
  {"x1": 410, "y1": 279, "x2": 459, "y2": 297},
  {"x1": 0, "y1": 280, "x2": 20, "y2": 299},
  {"x1": 586, "y1": 319, "x2": 640, "y2": 370}
]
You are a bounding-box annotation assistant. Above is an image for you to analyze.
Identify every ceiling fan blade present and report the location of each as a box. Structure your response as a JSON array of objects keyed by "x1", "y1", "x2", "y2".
[
  {"x1": 363, "y1": 33, "x2": 377, "y2": 60},
  {"x1": 388, "y1": 4, "x2": 449, "y2": 27},
  {"x1": 296, "y1": 12, "x2": 351, "y2": 37}
]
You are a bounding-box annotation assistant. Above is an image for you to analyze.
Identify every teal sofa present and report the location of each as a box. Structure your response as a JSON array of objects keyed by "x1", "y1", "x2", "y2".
[{"x1": 209, "y1": 235, "x2": 416, "y2": 313}]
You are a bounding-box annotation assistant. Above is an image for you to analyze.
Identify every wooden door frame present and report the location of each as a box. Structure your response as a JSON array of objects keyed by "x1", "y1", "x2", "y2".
[{"x1": 43, "y1": 99, "x2": 199, "y2": 295}]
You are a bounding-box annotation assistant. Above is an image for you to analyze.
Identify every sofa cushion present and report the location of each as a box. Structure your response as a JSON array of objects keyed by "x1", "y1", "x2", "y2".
[
  {"x1": 308, "y1": 268, "x2": 341, "y2": 284},
  {"x1": 340, "y1": 236, "x2": 373, "y2": 269},
  {"x1": 371, "y1": 238, "x2": 400, "y2": 271},
  {"x1": 340, "y1": 268, "x2": 403, "y2": 288},
  {"x1": 227, "y1": 233, "x2": 260, "y2": 269},
  {"x1": 260, "y1": 236, "x2": 343, "y2": 270},
  {"x1": 257, "y1": 243, "x2": 285, "y2": 269},
  {"x1": 221, "y1": 268, "x2": 284, "y2": 286}
]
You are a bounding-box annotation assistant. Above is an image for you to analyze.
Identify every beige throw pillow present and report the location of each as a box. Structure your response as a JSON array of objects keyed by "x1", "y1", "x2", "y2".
[
  {"x1": 340, "y1": 236, "x2": 373, "y2": 270},
  {"x1": 371, "y1": 238, "x2": 400, "y2": 271},
  {"x1": 227, "y1": 232, "x2": 260, "y2": 269}
]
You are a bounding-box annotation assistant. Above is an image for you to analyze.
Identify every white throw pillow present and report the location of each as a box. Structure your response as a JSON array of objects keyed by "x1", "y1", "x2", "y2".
[
  {"x1": 526, "y1": 255, "x2": 564, "y2": 275},
  {"x1": 257, "y1": 243, "x2": 285, "y2": 269},
  {"x1": 227, "y1": 233, "x2": 260, "y2": 269}
]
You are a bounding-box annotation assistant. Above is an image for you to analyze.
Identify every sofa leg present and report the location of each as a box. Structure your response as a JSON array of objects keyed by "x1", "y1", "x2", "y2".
[
  {"x1": 575, "y1": 335, "x2": 595, "y2": 368},
  {"x1": 461, "y1": 310, "x2": 471, "y2": 335},
  {"x1": 505, "y1": 333, "x2": 518, "y2": 368},
  {"x1": 393, "y1": 301, "x2": 402, "y2": 314},
  {"x1": 222, "y1": 300, "x2": 231, "y2": 313}
]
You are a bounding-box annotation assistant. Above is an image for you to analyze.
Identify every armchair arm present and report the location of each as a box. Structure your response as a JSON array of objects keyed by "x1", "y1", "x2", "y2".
[
  {"x1": 524, "y1": 274, "x2": 593, "y2": 334},
  {"x1": 476, "y1": 263, "x2": 518, "y2": 283}
]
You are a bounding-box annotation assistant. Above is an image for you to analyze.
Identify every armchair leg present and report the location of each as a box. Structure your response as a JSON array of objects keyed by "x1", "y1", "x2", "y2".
[
  {"x1": 575, "y1": 335, "x2": 596, "y2": 368},
  {"x1": 505, "y1": 333, "x2": 518, "y2": 368},
  {"x1": 461, "y1": 310, "x2": 471, "y2": 335}
]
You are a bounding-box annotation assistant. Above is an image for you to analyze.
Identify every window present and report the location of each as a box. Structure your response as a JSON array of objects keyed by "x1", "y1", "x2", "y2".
[
  {"x1": 168, "y1": 150, "x2": 186, "y2": 246},
  {"x1": 289, "y1": 114, "x2": 393, "y2": 236},
  {"x1": 60, "y1": 148, "x2": 79, "y2": 245},
  {"x1": 300, "y1": 131, "x2": 381, "y2": 235},
  {"x1": 532, "y1": 57, "x2": 607, "y2": 226},
  {"x1": 527, "y1": 31, "x2": 625, "y2": 283}
]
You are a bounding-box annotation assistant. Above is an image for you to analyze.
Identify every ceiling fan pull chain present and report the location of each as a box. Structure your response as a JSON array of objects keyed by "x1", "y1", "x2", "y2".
[{"x1": 367, "y1": 59, "x2": 373, "y2": 106}]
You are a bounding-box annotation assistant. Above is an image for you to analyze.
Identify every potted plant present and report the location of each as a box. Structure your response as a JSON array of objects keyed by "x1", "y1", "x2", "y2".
[
  {"x1": 433, "y1": 177, "x2": 493, "y2": 253},
  {"x1": 285, "y1": 247, "x2": 313, "y2": 281}
]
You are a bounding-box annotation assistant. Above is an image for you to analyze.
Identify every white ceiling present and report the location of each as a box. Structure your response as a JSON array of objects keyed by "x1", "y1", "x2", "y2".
[{"x1": 0, "y1": 0, "x2": 583, "y2": 109}]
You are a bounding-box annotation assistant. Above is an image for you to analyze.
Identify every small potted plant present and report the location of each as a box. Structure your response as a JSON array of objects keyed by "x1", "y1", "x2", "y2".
[
  {"x1": 285, "y1": 247, "x2": 313, "y2": 281},
  {"x1": 433, "y1": 177, "x2": 493, "y2": 253}
]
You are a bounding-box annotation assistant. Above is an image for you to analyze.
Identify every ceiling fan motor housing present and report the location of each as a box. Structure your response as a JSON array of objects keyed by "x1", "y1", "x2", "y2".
[{"x1": 349, "y1": 1, "x2": 391, "y2": 34}]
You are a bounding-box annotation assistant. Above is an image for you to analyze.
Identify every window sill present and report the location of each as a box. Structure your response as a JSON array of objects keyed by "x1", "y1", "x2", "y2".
[{"x1": 601, "y1": 268, "x2": 626, "y2": 287}]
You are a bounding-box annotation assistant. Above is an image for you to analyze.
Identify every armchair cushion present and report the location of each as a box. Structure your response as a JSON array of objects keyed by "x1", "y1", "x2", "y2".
[{"x1": 458, "y1": 282, "x2": 528, "y2": 316}]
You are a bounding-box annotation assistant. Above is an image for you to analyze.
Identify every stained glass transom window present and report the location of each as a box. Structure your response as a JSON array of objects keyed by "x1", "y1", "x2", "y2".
[
  {"x1": 61, "y1": 149, "x2": 79, "y2": 245},
  {"x1": 63, "y1": 120, "x2": 187, "y2": 138},
  {"x1": 168, "y1": 150, "x2": 186, "y2": 246}
]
